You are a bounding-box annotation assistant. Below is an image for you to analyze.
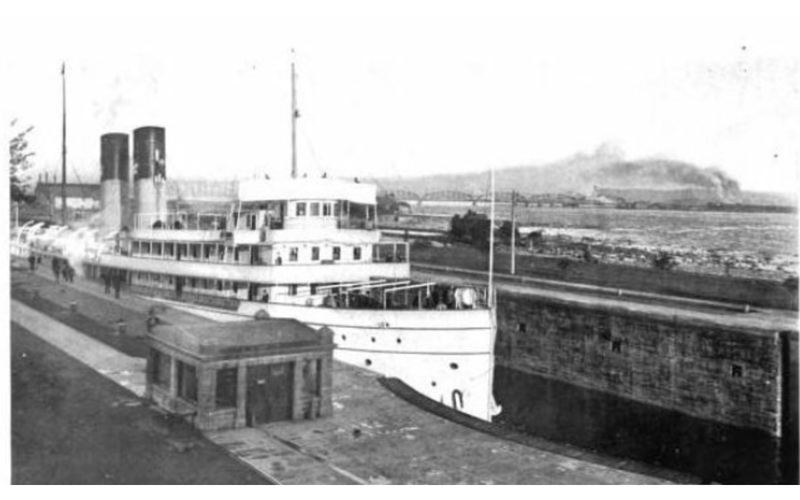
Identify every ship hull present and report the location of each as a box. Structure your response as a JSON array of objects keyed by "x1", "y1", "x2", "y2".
[{"x1": 163, "y1": 298, "x2": 500, "y2": 421}]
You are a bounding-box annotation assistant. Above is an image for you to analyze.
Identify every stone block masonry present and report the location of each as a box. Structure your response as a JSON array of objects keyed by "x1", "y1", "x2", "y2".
[{"x1": 495, "y1": 291, "x2": 795, "y2": 438}]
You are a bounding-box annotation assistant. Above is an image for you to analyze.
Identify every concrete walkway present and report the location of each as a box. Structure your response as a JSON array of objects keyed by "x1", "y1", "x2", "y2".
[{"x1": 11, "y1": 300, "x2": 146, "y2": 397}]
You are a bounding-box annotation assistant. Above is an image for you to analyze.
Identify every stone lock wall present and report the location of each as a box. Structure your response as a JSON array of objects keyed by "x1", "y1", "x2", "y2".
[{"x1": 494, "y1": 292, "x2": 785, "y2": 437}]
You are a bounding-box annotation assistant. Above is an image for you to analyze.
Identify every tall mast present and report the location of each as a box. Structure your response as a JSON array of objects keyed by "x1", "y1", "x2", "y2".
[
  {"x1": 488, "y1": 165, "x2": 496, "y2": 305},
  {"x1": 61, "y1": 61, "x2": 67, "y2": 225},
  {"x1": 291, "y1": 49, "x2": 298, "y2": 179}
]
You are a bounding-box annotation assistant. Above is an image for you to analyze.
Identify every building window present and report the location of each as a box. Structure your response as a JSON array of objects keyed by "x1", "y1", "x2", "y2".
[
  {"x1": 150, "y1": 348, "x2": 171, "y2": 388},
  {"x1": 177, "y1": 360, "x2": 198, "y2": 403},
  {"x1": 333, "y1": 246, "x2": 341, "y2": 261},
  {"x1": 310, "y1": 202, "x2": 320, "y2": 216},
  {"x1": 289, "y1": 247, "x2": 298, "y2": 262},
  {"x1": 353, "y1": 247, "x2": 361, "y2": 260},
  {"x1": 215, "y1": 367, "x2": 238, "y2": 408},
  {"x1": 296, "y1": 202, "x2": 306, "y2": 216},
  {"x1": 311, "y1": 246, "x2": 320, "y2": 261}
]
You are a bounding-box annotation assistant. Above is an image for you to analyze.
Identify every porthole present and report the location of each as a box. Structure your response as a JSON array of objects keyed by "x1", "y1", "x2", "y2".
[
  {"x1": 431, "y1": 381, "x2": 437, "y2": 387},
  {"x1": 450, "y1": 363, "x2": 459, "y2": 370},
  {"x1": 341, "y1": 334, "x2": 347, "y2": 341},
  {"x1": 365, "y1": 359, "x2": 372, "y2": 366},
  {"x1": 396, "y1": 338, "x2": 402, "y2": 344},
  {"x1": 371, "y1": 337, "x2": 376, "y2": 343}
]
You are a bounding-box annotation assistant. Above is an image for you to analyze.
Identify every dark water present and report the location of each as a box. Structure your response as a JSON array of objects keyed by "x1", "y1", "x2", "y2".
[{"x1": 494, "y1": 366, "x2": 796, "y2": 484}]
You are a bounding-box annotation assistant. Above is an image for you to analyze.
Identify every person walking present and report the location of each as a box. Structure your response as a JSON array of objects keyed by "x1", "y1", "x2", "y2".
[
  {"x1": 52, "y1": 257, "x2": 61, "y2": 283},
  {"x1": 101, "y1": 268, "x2": 111, "y2": 294},
  {"x1": 112, "y1": 270, "x2": 122, "y2": 299},
  {"x1": 28, "y1": 253, "x2": 36, "y2": 272}
]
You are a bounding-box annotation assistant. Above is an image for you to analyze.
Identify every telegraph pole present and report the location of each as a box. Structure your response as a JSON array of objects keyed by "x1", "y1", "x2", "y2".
[
  {"x1": 61, "y1": 62, "x2": 67, "y2": 225},
  {"x1": 510, "y1": 190, "x2": 516, "y2": 275}
]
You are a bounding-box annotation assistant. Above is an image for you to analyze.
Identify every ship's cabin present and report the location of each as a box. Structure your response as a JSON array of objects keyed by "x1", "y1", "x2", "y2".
[{"x1": 122, "y1": 177, "x2": 406, "y2": 267}]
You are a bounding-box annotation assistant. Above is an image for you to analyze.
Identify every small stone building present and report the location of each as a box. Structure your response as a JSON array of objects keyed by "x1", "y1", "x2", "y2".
[{"x1": 145, "y1": 318, "x2": 334, "y2": 431}]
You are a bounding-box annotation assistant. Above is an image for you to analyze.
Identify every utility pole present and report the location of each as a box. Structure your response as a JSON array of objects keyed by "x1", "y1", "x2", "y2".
[
  {"x1": 61, "y1": 61, "x2": 67, "y2": 225},
  {"x1": 510, "y1": 190, "x2": 516, "y2": 275}
]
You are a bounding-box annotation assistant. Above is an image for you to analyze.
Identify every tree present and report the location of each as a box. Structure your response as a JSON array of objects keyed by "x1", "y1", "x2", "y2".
[
  {"x1": 449, "y1": 210, "x2": 491, "y2": 249},
  {"x1": 10, "y1": 119, "x2": 36, "y2": 203},
  {"x1": 651, "y1": 250, "x2": 678, "y2": 271},
  {"x1": 498, "y1": 220, "x2": 521, "y2": 246}
]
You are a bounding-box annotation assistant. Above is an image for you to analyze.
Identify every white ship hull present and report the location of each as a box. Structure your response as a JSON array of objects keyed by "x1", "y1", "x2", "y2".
[{"x1": 162, "y1": 297, "x2": 500, "y2": 421}]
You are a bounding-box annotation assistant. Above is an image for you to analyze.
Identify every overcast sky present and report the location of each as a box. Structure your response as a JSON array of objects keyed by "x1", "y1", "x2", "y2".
[{"x1": 4, "y1": 10, "x2": 799, "y2": 192}]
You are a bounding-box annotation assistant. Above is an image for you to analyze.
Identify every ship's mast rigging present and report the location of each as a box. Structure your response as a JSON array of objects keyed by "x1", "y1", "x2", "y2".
[
  {"x1": 61, "y1": 62, "x2": 67, "y2": 225},
  {"x1": 291, "y1": 49, "x2": 299, "y2": 179}
]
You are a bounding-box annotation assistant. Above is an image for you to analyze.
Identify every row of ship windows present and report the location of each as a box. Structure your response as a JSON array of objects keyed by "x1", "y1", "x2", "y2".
[
  {"x1": 294, "y1": 201, "x2": 341, "y2": 217},
  {"x1": 129, "y1": 241, "x2": 363, "y2": 263}
]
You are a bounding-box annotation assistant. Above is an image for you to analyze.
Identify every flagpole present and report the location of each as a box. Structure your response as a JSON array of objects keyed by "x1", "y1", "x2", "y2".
[
  {"x1": 61, "y1": 62, "x2": 67, "y2": 225},
  {"x1": 488, "y1": 165, "x2": 496, "y2": 305}
]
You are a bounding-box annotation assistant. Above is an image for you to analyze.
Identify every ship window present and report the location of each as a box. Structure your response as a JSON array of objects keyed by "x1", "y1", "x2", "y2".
[
  {"x1": 612, "y1": 339, "x2": 622, "y2": 353},
  {"x1": 289, "y1": 284, "x2": 298, "y2": 296},
  {"x1": 333, "y1": 246, "x2": 341, "y2": 261},
  {"x1": 153, "y1": 242, "x2": 162, "y2": 256},
  {"x1": 310, "y1": 202, "x2": 320, "y2": 216},
  {"x1": 215, "y1": 367, "x2": 238, "y2": 409},
  {"x1": 353, "y1": 247, "x2": 361, "y2": 260},
  {"x1": 132, "y1": 241, "x2": 140, "y2": 255},
  {"x1": 204, "y1": 245, "x2": 211, "y2": 259},
  {"x1": 323, "y1": 203, "x2": 332, "y2": 216},
  {"x1": 289, "y1": 247, "x2": 298, "y2": 262},
  {"x1": 311, "y1": 246, "x2": 320, "y2": 261},
  {"x1": 142, "y1": 242, "x2": 151, "y2": 254},
  {"x1": 165, "y1": 243, "x2": 174, "y2": 257},
  {"x1": 365, "y1": 359, "x2": 372, "y2": 366},
  {"x1": 731, "y1": 364, "x2": 743, "y2": 378},
  {"x1": 310, "y1": 284, "x2": 318, "y2": 295},
  {"x1": 190, "y1": 278, "x2": 196, "y2": 288},
  {"x1": 296, "y1": 202, "x2": 306, "y2": 217},
  {"x1": 190, "y1": 244, "x2": 200, "y2": 259},
  {"x1": 333, "y1": 202, "x2": 341, "y2": 217},
  {"x1": 518, "y1": 322, "x2": 527, "y2": 333},
  {"x1": 450, "y1": 363, "x2": 459, "y2": 370}
]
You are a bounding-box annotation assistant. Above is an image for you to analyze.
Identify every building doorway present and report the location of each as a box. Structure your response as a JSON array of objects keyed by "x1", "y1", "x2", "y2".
[{"x1": 246, "y1": 362, "x2": 294, "y2": 426}]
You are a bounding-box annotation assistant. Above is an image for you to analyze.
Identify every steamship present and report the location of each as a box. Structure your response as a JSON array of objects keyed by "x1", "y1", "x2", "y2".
[{"x1": 15, "y1": 62, "x2": 501, "y2": 422}]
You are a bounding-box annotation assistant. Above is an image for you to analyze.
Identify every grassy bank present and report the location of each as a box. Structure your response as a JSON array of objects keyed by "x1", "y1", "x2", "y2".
[{"x1": 411, "y1": 243, "x2": 799, "y2": 311}]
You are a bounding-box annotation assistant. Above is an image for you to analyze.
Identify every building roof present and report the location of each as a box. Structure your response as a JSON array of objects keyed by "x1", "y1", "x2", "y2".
[{"x1": 148, "y1": 318, "x2": 333, "y2": 359}]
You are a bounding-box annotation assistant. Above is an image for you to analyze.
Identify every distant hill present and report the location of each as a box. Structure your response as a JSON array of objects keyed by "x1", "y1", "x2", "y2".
[{"x1": 375, "y1": 145, "x2": 795, "y2": 207}]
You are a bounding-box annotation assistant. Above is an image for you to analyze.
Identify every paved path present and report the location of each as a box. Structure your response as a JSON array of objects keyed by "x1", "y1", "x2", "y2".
[{"x1": 11, "y1": 300, "x2": 146, "y2": 397}]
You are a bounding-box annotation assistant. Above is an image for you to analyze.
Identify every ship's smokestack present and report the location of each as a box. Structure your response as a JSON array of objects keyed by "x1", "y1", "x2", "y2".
[
  {"x1": 100, "y1": 133, "x2": 130, "y2": 231},
  {"x1": 133, "y1": 126, "x2": 167, "y2": 227}
]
